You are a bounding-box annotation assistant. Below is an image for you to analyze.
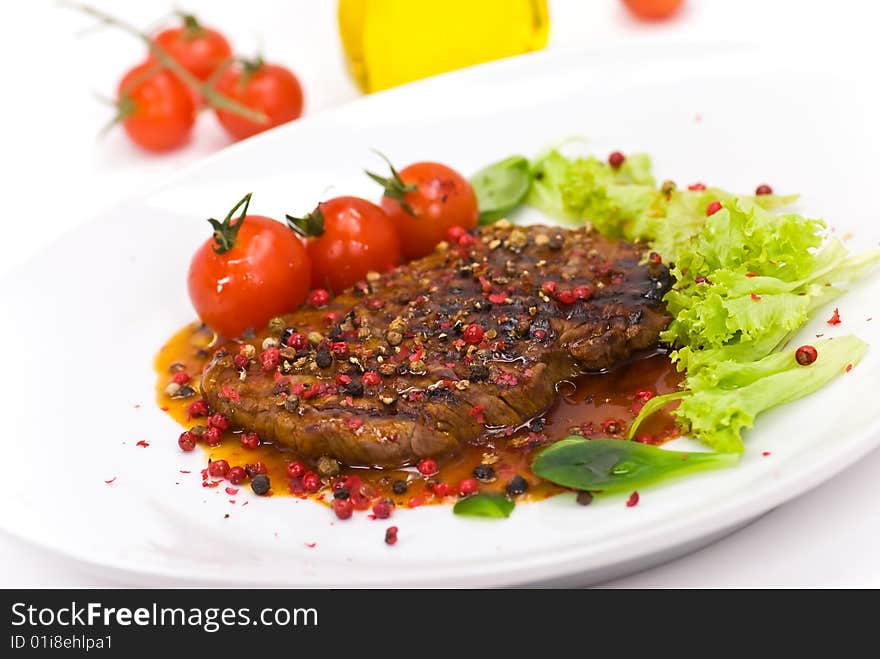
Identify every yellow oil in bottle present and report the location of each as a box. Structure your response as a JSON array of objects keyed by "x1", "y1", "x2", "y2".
[{"x1": 338, "y1": 0, "x2": 550, "y2": 92}]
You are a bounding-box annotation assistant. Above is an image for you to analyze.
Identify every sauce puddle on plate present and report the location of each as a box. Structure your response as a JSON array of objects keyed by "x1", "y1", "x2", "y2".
[{"x1": 155, "y1": 323, "x2": 683, "y2": 507}]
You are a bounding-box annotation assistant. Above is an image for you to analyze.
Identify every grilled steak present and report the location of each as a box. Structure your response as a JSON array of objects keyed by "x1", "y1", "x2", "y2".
[{"x1": 202, "y1": 223, "x2": 672, "y2": 468}]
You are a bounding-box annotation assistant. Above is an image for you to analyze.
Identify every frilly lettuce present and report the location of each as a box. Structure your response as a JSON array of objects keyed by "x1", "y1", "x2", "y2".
[{"x1": 517, "y1": 147, "x2": 879, "y2": 452}]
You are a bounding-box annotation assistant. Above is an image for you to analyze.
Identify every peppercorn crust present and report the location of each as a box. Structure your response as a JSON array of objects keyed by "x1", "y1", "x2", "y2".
[{"x1": 201, "y1": 223, "x2": 672, "y2": 468}]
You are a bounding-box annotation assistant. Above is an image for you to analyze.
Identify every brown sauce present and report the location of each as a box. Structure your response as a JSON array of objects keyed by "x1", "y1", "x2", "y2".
[{"x1": 155, "y1": 322, "x2": 683, "y2": 508}]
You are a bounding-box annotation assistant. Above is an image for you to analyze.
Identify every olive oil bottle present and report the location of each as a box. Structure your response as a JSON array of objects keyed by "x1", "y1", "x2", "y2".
[{"x1": 338, "y1": 0, "x2": 550, "y2": 92}]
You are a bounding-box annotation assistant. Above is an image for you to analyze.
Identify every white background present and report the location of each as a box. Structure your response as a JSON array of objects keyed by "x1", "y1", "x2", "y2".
[{"x1": 2, "y1": 0, "x2": 878, "y2": 587}]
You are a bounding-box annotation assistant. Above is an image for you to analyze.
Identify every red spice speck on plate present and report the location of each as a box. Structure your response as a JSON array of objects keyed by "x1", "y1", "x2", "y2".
[
  {"x1": 225, "y1": 486, "x2": 239, "y2": 495},
  {"x1": 626, "y1": 491, "x2": 640, "y2": 507},
  {"x1": 135, "y1": 440, "x2": 150, "y2": 448},
  {"x1": 762, "y1": 451, "x2": 771, "y2": 457},
  {"x1": 846, "y1": 363, "x2": 853, "y2": 373},
  {"x1": 104, "y1": 477, "x2": 116, "y2": 485},
  {"x1": 385, "y1": 526, "x2": 399, "y2": 545},
  {"x1": 305, "y1": 542, "x2": 317, "y2": 549},
  {"x1": 751, "y1": 293, "x2": 762, "y2": 301},
  {"x1": 827, "y1": 308, "x2": 842, "y2": 325}
]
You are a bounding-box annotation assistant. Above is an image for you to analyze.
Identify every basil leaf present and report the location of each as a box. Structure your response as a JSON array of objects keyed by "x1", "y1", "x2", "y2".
[
  {"x1": 453, "y1": 493, "x2": 515, "y2": 518},
  {"x1": 532, "y1": 437, "x2": 739, "y2": 495},
  {"x1": 470, "y1": 155, "x2": 532, "y2": 224}
]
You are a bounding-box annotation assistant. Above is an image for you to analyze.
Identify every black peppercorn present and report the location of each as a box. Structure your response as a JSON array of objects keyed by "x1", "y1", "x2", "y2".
[
  {"x1": 576, "y1": 491, "x2": 594, "y2": 506},
  {"x1": 527, "y1": 417, "x2": 545, "y2": 432},
  {"x1": 472, "y1": 465, "x2": 495, "y2": 483},
  {"x1": 251, "y1": 474, "x2": 270, "y2": 496},
  {"x1": 315, "y1": 350, "x2": 333, "y2": 368},
  {"x1": 345, "y1": 378, "x2": 364, "y2": 397},
  {"x1": 333, "y1": 487, "x2": 350, "y2": 500},
  {"x1": 506, "y1": 475, "x2": 528, "y2": 496},
  {"x1": 392, "y1": 480, "x2": 408, "y2": 495}
]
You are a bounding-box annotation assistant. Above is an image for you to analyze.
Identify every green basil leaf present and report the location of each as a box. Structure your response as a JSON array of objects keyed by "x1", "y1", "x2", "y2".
[
  {"x1": 532, "y1": 437, "x2": 739, "y2": 495},
  {"x1": 470, "y1": 155, "x2": 532, "y2": 224},
  {"x1": 453, "y1": 493, "x2": 515, "y2": 518}
]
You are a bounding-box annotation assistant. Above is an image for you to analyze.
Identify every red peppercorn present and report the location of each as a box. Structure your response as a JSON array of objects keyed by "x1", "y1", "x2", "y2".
[
  {"x1": 795, "y1": 344, "x2": 818, "y2": 366},
  {"x1": 336, "y1": 373, "x2": 352, "y2": 386},
  {"x1": 308, "y1": 288, "x2": 330, "y2": 308},
  {"x1": 187, "y1": 399, "x2": 209, "y2": 417},
  {"x1": 755, "y1": 184, "x2": 773, "y2": 195},
  {"x1": 332, "y1": 498, "x2": 354, "y2": 520},
  {"x1": 687, "y1": 182, "x2": 706, "y2": 191},
  {"x1": 245, "y1": 462, "x2": 268, "y2": 477},
  {"x1": 302, "y1": 471, "x2": 321, "y2": 493},
  {"x1": 208, "y1": 459, "x2": 230, "y2": 477},
  {"x1": 608, "y1": 151, "x2": 625, "y2": 169},
  {"x1": 431, "y1": 481, "x2": 451, "y2": 497},
  {"x1": 417, "y1": 458, "x2": 438, "y2": 476},
  {"x1": 350, "y1": 489, "x2": 372, "y2": 511},
  {"x1": 601, "y1": 419, "x2": 624, "y2": 435},
  {"x1": 446, "y1": 226, "x2": 467, "y2": 243},
  {"x1": 171, "y1": 371, "x2": 190, "y2": 385},
  {"x1": 202, "y1": 426, "x2": 223, "y2": 446},
  {"x1": 285, "y1": 332, "x2": 308, "y2": 350},
  {"x1": 827, "y1": 308, "x2": 841, "y2": 325},
  {"x1": 233, "y1": 353, "x2": 249, "y2": 369},
  {"x1": 463, "y1": 323, "x2": 485, "y2": 345},
  {"x1": 694, "y1": 275, "x2": 709, "y2": 285},
  {"x1": 385, "y1": 526, "x2": 398, "y2": 545},
  {"x1": 286, "y1": 461, "x2": 305, "y2": 479},
  {"x1": 458, "y1": 478, "x2": 479, "y2": 496},
  {"x1": 648, "y1": 251, "x2": 662, "y2": 265},
  {"x1": 240, "y1": 432, "x2": 261, "y2": 449},
  {"x1": 706, "y1": 201, "x2": 723, "y2": 216},
  {"x1": 259, "y1": 347, "x2": 280, "y2": 371},
  {"x1": 573, "y1": 285, "x2": 593, "y2": 300},
  {"x1": 556, "y1": 289, "x2": 576, "y2": 305},
  {"x1": 372, "y1": 499, "x2": 394, "y2": 519},
  {"x1": 207, "y1": 413, "x2": 228, "y2": 431},
  {"x1": 457, "y1": 233, "x2": 476, "y2": 247},
  {"x1": 178, "y1": 431, "x2": 197, "y2": 452},
  {"x1": 540, "y1": 280, "x2": 558, "y2": 295},
  {"x1": 362, "y1": 371, "x2": 381, "y2": 387},
  {"x1": 227, "y1": 466, "x2": 247, "y2": 485}
]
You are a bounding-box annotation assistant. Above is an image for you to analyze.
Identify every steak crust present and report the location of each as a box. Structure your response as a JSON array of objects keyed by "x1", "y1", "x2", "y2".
[{"x1": 202, "y1": 224, "x2": 672, "y2": 467}]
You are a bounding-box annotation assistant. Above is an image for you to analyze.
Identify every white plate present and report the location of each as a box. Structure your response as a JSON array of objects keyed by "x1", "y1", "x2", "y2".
[{"x1": 3, "y1": 41, "x2": 880, "y2": 587}]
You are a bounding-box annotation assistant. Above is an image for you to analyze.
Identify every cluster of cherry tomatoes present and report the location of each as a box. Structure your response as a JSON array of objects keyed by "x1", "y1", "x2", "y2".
[
  {"x1": 188, "y1": 159, "x2": 479, "y2": 338},
  {"x1": 116, "y1": 13, "x2": 303, "y2": 152}
]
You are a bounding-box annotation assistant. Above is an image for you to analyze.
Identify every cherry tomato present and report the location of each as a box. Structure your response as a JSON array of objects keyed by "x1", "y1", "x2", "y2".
[
  {"x1": 117, "y1": 62, "x2": 195, "y2": 152},
  {"x1": 368, "y1": 159, "x2": 478, "y2": 261},
  {"x1": 213, "y1": 59, "x2": 304, "y2": 140},
  {"x1": 188, "y1": 193, "x2": 311, "y2": 338},
  {"x1": 151, "y1": 14, "x2": 232, "y2": 81},
  {"x1": 622, "y1": 0, "x2": 684, "y2": 21},
  {"x1": 287, "y1": 196, "x2": 401, "y2": 293}
]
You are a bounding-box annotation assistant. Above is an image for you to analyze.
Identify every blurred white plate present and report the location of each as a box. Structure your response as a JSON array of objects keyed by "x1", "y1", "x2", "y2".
[{"x1": 2, "y1": 40, "x2": 879, "y2": 586}]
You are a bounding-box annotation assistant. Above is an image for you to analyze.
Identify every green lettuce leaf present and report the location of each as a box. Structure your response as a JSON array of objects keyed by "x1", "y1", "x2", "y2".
[{"x1": 672, "y1": 337, "x2": 867, "y2": 452}]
